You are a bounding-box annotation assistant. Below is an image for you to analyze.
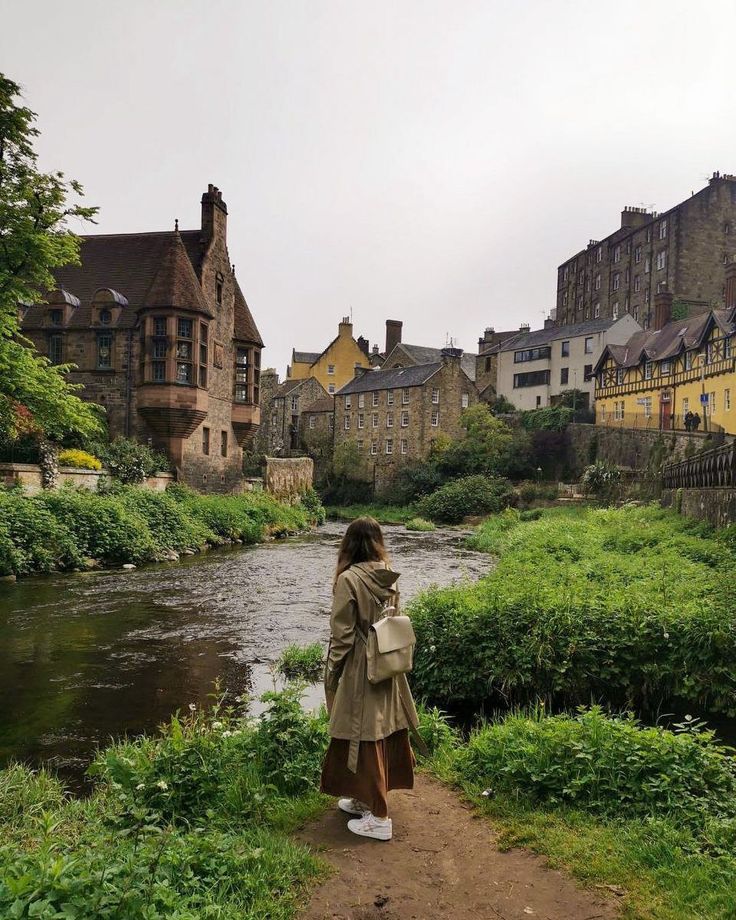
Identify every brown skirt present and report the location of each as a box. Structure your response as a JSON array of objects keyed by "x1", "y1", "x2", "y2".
[{"x1": 320, "y1": 729, "x2": 415, "y2": 819}]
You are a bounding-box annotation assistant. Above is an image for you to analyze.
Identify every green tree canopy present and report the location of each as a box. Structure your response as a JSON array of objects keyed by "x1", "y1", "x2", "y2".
[
  {"x1": 0, "y1": 73, "x2": 103, "y2": 442},
  {"x1": 434, "y1": 402, "x2": 514, "y2": 478}
]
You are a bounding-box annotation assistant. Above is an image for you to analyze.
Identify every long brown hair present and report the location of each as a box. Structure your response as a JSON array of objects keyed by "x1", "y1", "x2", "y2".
[{"x1": 334, "y1": 516, "x2": 389, "y2": 586}]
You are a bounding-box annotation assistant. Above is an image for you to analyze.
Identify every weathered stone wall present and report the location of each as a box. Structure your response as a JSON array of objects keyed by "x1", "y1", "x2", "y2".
[
  {"x1": 566, "y1": 422, "x2": 723, "y2": 478},
  {"x1": 264, "y1": 457, "x2": 313, "y2": 500},
  {"x1": 0, "y1": 463, "x2": 174, "y2": 495},
  {"x1": 661, "y1": 487, "x2": 736, "y2": 527}
]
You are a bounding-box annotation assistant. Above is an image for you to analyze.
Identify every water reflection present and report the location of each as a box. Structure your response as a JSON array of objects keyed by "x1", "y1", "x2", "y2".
[{"x1": 0, "y1": 523, "x2": 489, "y2": 780}]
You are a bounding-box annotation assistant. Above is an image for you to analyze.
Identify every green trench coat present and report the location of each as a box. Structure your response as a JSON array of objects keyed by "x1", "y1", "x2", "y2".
[{"x1": 324, "y1": 561, "x2": 419, "y2": 773}]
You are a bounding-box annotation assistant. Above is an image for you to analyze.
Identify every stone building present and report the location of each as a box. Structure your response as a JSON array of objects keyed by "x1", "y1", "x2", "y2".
[
  {"x1": 491, "y1": 315, "x2": 641, "y2": 411},
  {"x1": 333, "y1": 349, "x2": 478, "y2": 495},
  {"x1": 381, "y1": 320, "x2": 477, "y2": 382},
  {"x1": 287, "y1": 317, "x2": 370, "y2": 394},
  {"x1": 20, "y1": 185, "x2": 263, "y2": 491},
  {"x1": 261, "y1": 375, "x2": 329, "y2": 454},
  {"x1": 556, "y1": 173, "x2": 736, "y2": 328},
  {"x1": 475, "y1": 326, "x2": 526, "y2": 400}
]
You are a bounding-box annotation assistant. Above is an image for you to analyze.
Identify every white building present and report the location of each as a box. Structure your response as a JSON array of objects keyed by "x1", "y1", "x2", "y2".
[{"x1": 494, "y1": 315, "x2": 641, "y2": 410}]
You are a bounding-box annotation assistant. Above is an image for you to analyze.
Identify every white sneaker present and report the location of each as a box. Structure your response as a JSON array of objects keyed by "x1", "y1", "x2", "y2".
[
  {"x1": 338, "y1": 797, "x2": 369, "y2": 816},
  {"x1": 347, "y1": 812, "x2": 392, "y2": 841}
]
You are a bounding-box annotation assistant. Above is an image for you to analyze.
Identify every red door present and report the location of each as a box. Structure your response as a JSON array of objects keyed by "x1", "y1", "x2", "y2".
[{"x1": 660, "y1": 393, "x2": 672, "y2": 430}]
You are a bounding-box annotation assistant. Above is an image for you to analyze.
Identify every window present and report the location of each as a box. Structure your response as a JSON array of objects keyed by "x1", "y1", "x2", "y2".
[
  {"x1": 50, "y1": 309, "x2": 63, "y2": 325},
  {"x1": 660, "y1": 360, "x2": 672, "y2": 375},
  {"x1": 372, "y1": 392, "x2": 379, "y2": 407},
  {"x1": 400, "y1": 439, "x2": 407, "y2": 455},
  {"x1": 371, "y1": 441, "x2": 378, "y2": 455},
  {"x1": 616, "y1": 368, "x2": 625, "y2": 385},
  {"x1": 176, "y1": 318, "x2": 193, "y2": 384},
  {"x1": 328, "y1": 415, "x2": 334, "y2": 429},
  {"x1": 233, "y1": 347, "x2": 249, "y2": 402},
  {"x1": 600, "y1": 404, "x2": 606, "y2": 422},
  {"x1": 514, "y1": 346, "x2": 552, "y2": 363},
  {"x1": 594, "y1": 273, "x2": 601, "y2": 291},
  {"x1": 431, "y1": 409, "x2": 439, "y2": 427},
  {"x1": 710, "y1": 391, "x2": 716, "y2": 415},
  {"x1": 615, "y1": 400, "x2": 625, "y2": 421},
  {"x1": 644, "y1": 361, "x2": 653, "y2": 380},
  {"x1": 725, "y1": 337, "x2": 733, "y2": 359},
  {"x1": 560, "y1": 367, "x2": 569, "y2": 385},
  {"x1": 658, "y1": 219, "x2": 667, "y2": 240},
  {"x1": 96, "y1": 332, "x2": 112, "y2": 369},
  {"x1": 309, "y1": 416, "x2": 316, "y2": 429},
  {"x1": 634, "y1": 275, "x2": 641, "y2": 292},
  {"x1": 611, "y1": 302, "x2": 619, "y2": 320},
  {"x1": 386, "y1": 412, "x2": 393, "y2": 427},
  {"x1": 646, "y1": 227, "x2": 652, "y2": 242},
  {"x1": 344, "y1": 416, "x2": 350, "y2": 430},
  {"x1": 624, "y1": 268, "x2": 630, "y2": 284},
  {"x1": 485, "y1": 355, "x2": 492, "y2": 372},
  {"x1": 199, "y1": 324, "x2": 209, "y2": 387},
  {"x1": 584, "y1": 337, "x2": 593, "y2": 354},
  {"x1": 400, "y1": 410, "x2": 409, "y2": 427},
  {"x1": 656, "y1": 250, "x2": 666, "y2": 271},
  {"x1": 594, "y1": 302, "x2": 601, "y2": 318},
  {"x1": 202, "y1": 427, "x2": 210, "y2": 455},
  {"x1": 726, "y1": 389, "x2": 731, "y2": 411},
  {"x1": 402, "y1": 389, "x2": 410, "y2": 404},
  {"x1": 328, "y1": 384, "x2": 335, "y2": 394},
  {"x1": 706, "y1": 342, "x2": 714, "y2": 365},
  {"x1": 536, "y1": 395, "x2": 542, "y2": 407},
  {"x1": 682, "y1": 397, "x2": 689, "y2": 415},
  {"x1": 357, "y1": 440, "x2": 364, "y2": 449},
  {"x1": 345, "y1": 395, "x2": 352, "y2": 409},
  {"x1": 612, "y1": 272, "x2": 620, "y2": 291},
  {"x1": 387, "y1": 390, "x2": 394, "y2": 406},
  {"x1": 513, "y1": 370, "x2": 551, "y2": 388},
  {"x1": 644, "y1": 256, "x2": 651, "y2": 273},
  {"x1": 216, "y1": 281, "x2": 223, "y2": 305},
  {"x1": 358, "y1": 413, "x2": 364, "y2": 428},
  {"x1": 48, "y1": 333, "x2": 63, "y2": 365},
  {"x1": 358, "y1": 394, "x2": 365, "y2": 408},
  {"x1": 153, "y1": 316, "x2": 167, "y2": 337},
  {"x1": 634, "y1": 245, "x2": 642, "y2": 263},
  {"x1": 372, "y1": 413, "x2": 378, "y2": 428},
  {"x1": 596, "y1": 247, "x2": 602, "y2": 262},
  {"x1": 385, "y1": 438, "x2": 393, "y2": 455},
  {"x1": 461, "y1": 393, "x2": 469, "y2": 408},
  {"x1": 431, "y1": 388, "x2": 440, "y2": 404},
  {"x1": 327, "y1": 364, "x2": 335, "y2": 375},
  {"x1": 613, "y1": 244, "x2": 621, "y2": 262},
  {"x1": 643, "y1": 396, "x2": 652, "y2": 418},
  {"x1": 685, "y1": 351, "x2": 694, "y2": 371},
  {"x1": 583, "y1": 364, "x2": 593, "y2": 381},
  {"x1": 99, "y1": 308, "x2": 112, "y2": 325},
  {"x1": 291, "y1": 395, "x2": 298, "y2": 412},
  {"x1": 561, "y1": 340, "x2": 570, "y2": 357},
  {"x1": 220, "y1": 431, "x2": 228, "y2": 457}
]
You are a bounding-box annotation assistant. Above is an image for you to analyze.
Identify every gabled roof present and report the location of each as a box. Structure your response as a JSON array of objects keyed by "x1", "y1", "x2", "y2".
[
  {"x1": 338, "y1": 363, "x2": 443, "y2": 395},
  {"x1": 386, "y1": 343, "x2": 477, "y2": 381},
  {"x1": 495, "y1": 317, "x2": 623, "y2": 353},
  {"x1": 292, "y1": 350, "x2": 321, "y2": 365},
  {"x1": 141, "y1": 232, "x2": 213, "y2": 317},
  {"x1": 233, "y1": 279, "x2": 263, "y2": 346},
  {"x1": 274, "y1": 378, "x2": 306, "y2": 398}
]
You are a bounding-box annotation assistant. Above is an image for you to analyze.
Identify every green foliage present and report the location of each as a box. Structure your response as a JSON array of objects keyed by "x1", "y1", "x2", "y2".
[
  {"x1": 0, "y1": 73, "x2": 103, "y2": 443},
  {"x1": 324, "y1": 503, "x2": 416, "y2": 524},
  {"x1": 299, "y1": 487, "x2": 326, "y2": 525},
  {"x1": 412, "y1": 505, "x2": 736, "y2": 715},
  {"x1": 277, "y1": 643, "x2": 325, "y2": 681},
  {"x1": 487, "y1": 393, "x2": 516, "y2": 415},
  {"x1": 405, "y1": 517, "x2": 436, "y2": 532},
  {"x1": 434, "y1": 404, "x2": 514, "y2": 479},
  {"x1": 58, "y1": 448, "x2": 102, "y2": 470},
  {"x1": 520, "y1": 405, "x2": 574, "y2": 431},
  {"x1": 0, "y1": 691, "x2": 327, "y2": 919},
  {"x1": 417, "y1": 474, "x2": 513, "y2": 524},
  {"x1": 94, "y1": 437, "x2": 170, "y2": 484},
  {"x1": 0, "y1": 483, "x2": 313, "y2": 576},
  {"x1": 580, "y1": 459, "x2": 622, "y2": 500}
]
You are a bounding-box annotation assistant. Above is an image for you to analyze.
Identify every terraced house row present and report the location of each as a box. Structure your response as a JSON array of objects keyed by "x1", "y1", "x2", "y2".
[{"x1": 594, "y1": 272, "x2": 736, "y2": 435}]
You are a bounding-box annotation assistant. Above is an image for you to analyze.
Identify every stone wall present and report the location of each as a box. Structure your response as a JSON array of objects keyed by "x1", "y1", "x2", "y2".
[
  {"x1": 566, "y1": 422, "x2": 723, "y2": 479},
  {"x1": 264, "y1": 457, "x2": 314, "y2": 500},
  {"x1": 661, "y1": 487, "x2": 736, "y2": 528},
  {"x1": 0, "y1": 463, "x2": 175, "y2": 495}
]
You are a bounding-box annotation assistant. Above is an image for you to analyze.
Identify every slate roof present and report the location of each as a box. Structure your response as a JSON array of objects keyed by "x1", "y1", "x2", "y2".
[
  {"x1": 274, "y1": 378, "x2": 306, "y2": 398},
  {"x1": 338, "y1": 363, "x2": 443, "y2": 395},
  {"x1": 233, "y1": 279, "x2": 263, "y2": 346},
  {"x1": 304, "y1": 397, "x2": 335, "y2": 413},
  {"x1": 494, "y1": 317, "x2": 621, "y2": 354},
  {"x1": 293, "y1": 351, "x2": 321, "y2": 365},
  {"x1": 389, "y1": 343, "x2": 477, "y2": 381},
  {"x1": 140, "y1": 232, "x2": 213, "y2": 317}
]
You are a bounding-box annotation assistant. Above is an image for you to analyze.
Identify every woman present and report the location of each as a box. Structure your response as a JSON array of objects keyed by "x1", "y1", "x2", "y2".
[{"x1": 321, "y1": 516, "x2": 419, "y2": 841}]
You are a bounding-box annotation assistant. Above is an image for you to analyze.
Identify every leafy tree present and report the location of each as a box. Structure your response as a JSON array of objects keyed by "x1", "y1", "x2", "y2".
[
  {"x1": 0, "y1": 73, "x2": 103, "y2": 444},
  {"x1": 435, "y1": 403, "x2": 514, "y2": 477}
]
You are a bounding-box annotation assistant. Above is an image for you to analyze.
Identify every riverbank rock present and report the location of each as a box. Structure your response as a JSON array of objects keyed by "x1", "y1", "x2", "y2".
[
  {"x1": 0, "y1": 574, "x2": 16, "y2": 583},
  {"x1": 157, "y1": 549, "x2": 180, "y2": 563},
  {"x1": 121, "y1": 563, "x2": 136, "y2": 570}
]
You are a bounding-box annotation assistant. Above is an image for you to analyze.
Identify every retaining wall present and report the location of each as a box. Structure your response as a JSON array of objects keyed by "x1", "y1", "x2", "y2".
[
  {"x1": 0, "y1": 463, "x2": 174, "y2": 495},
  {"x1": 661, "y1": 487, "x2": 736, "y2": 527},
  {"x1": 264, "y1": 457, "x2": 314, "y2": 501}
]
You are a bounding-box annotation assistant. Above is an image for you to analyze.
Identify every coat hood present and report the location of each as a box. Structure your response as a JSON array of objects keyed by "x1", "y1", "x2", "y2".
[{"x1": 350, "y1": 562, "x2": 400, "y2": 602}]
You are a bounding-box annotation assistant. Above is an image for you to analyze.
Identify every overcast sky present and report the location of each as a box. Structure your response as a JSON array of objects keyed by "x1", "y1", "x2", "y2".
[{"x1": 2, "y1": 0, "x2": 736, "y2": 374}]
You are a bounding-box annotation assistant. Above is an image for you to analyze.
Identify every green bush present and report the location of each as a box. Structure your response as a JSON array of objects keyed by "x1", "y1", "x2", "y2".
[
  {"x1": 412, "y1": 505, "x2": 736, "y2": 715},
  {"x1": 457, "y1": 707, "x2": 736, "y2": 826},
  {"x1": 0, "y1": 489, "x2": 82, "y2": 573},
  {"x1": 299, "y1": 487, "x2": 326, "y2": 525},
  {"x1": 94, "y1": 437, "x2": 171, "y2": 484},
  {"x1": 1, "y1": 691, "x2": 327, "y2": 920},
  {"x1": 277, "y1": 643, "x2": 325, "y2": 681},
  {"x1": 580, "y1": 459, "x2": 622, "y2": 500},
  {"x1": 417, "y1": 475, "x2": 513, "y2": 524},
  {"x1": 405, "y1": 517, "x2": 436, "y2": 532},
  {"x1": 117, "y1": 488, "x2": 213, "y2": 551},
  {"x1": 520, "y1": 405, "x2": 574, "y2": 431}
]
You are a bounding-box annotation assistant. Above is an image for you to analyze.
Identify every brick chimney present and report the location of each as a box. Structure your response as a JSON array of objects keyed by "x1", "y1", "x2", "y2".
[
  {"x1": 653, "y1": 290, "x2": 674, "y2": 331},
  {"x1": 338, "y1": 316, "x2": 353, "y2": 337},
  {"x1": 726, "y1": 261, "x2": 736, "y2": 310},
  {"x1": 385, "y1": 319, "x2": 402, "y2": 356},
  {"x1": 201, "y1": 184, "x2": 227, "y2": 244}
]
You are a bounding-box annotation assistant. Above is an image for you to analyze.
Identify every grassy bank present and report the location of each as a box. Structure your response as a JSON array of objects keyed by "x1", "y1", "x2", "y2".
[
  {"x1": 410, "y1": 504, "x2": 736, "y2": 716},
  {"x1": 324, "y1": 503, "x2": 416, "y2": 525},
  {"x1": 0, "y1": 484, "x2": 324, "y2": 577},
  {"x1": 428, "y1": 707, "x2": 736, "y2": 920},
  {"x1": 0, "y1": 690, "x2": 328, "y2": 919}
]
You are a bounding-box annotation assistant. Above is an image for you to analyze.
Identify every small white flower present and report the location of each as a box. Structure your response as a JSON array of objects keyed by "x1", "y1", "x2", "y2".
[
  {"x1": 231, "y1": 729, "x2": 242, "y2": 737},
  {"x1": 429, "y1": 645, "x2": 436, "y2": 653},
  {"x1": 212, "y1": 721, "x2": 223, "y2": 730},
  {"x1": 136, "y1": 783, "x2": 145, "y2": 790},
  {"x1": 222, "y1": 730, "x2": 232, "y2": 738},
  {"x1": 685, "y1": 714, "x2": 693, "y2": 722},
  {"x1": 663, "y1": 632, "x2": 670, "y2": 640},
  {"x1": 188, "y1": 703, "x2": 197, "y2": 711},
  {"x1": 156, "y1": 780, "x2": 169, "y2": 790}
]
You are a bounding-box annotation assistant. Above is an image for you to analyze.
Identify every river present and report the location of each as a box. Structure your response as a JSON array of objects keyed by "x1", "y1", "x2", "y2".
[{"x1": 0, "y1": 522, "x2": 489, "y2": 782}]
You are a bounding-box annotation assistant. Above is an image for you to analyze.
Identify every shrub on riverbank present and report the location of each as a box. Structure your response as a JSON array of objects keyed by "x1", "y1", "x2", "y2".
[
  {"x1": 431, "y1": 707, "x2": 736, "y2": 920},
  {"x1": 410, "y1": 504, "x2": 736, "y2": 715},
  {"x1": 325, "y1": 503, "x2": 416, "y2": 524},
  {"x1": 0, "y1": 484, "x2": 322, "y2": 576},
  {"x1": 0, "y1": 690, "x2": 327, "y2": 920},
  {"x1": 405, "y1": 517, "x2": 436, "y2": 532},
  {"x1": 416, "y1": 475, "x2": 513, "y2": 524}
]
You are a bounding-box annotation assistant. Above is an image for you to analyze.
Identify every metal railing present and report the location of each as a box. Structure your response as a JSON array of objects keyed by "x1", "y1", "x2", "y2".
[
  {"x1": 596, "y1": 411, "x2": 725, "y2": 436},
  {"x1": 662, "y1": 441, "x2": 736, "y2": 489}
]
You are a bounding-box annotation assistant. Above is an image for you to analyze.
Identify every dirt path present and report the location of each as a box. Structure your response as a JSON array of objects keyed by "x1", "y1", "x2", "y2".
[{"x1": 297, "y1": 775, "x2": 618, "y2": 920}]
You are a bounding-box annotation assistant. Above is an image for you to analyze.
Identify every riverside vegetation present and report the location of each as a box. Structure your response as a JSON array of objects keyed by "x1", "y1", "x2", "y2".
[
  {"x1": 0, "y1": 483, "x2": 325, "y2": 577},
  {"x1": 408, "y1": 504, "x2": 736, "y2": 919}
]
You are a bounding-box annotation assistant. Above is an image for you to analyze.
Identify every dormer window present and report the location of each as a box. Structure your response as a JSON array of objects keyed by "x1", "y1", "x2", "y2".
[
  {"x1": 50, "y1": 309, "x2": 63, "y2": 325},
  {"x1": 99, "y1": 308, "x2": 112, "y2": 325}
]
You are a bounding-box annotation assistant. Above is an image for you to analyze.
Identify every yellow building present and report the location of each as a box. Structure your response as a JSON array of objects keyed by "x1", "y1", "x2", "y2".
[
  {"x1": 287, "y1": 317, "x2": 369, "y2": 394},
  {"x1": 594, "y1": 294, "x2": 736, "y2": 435}
]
